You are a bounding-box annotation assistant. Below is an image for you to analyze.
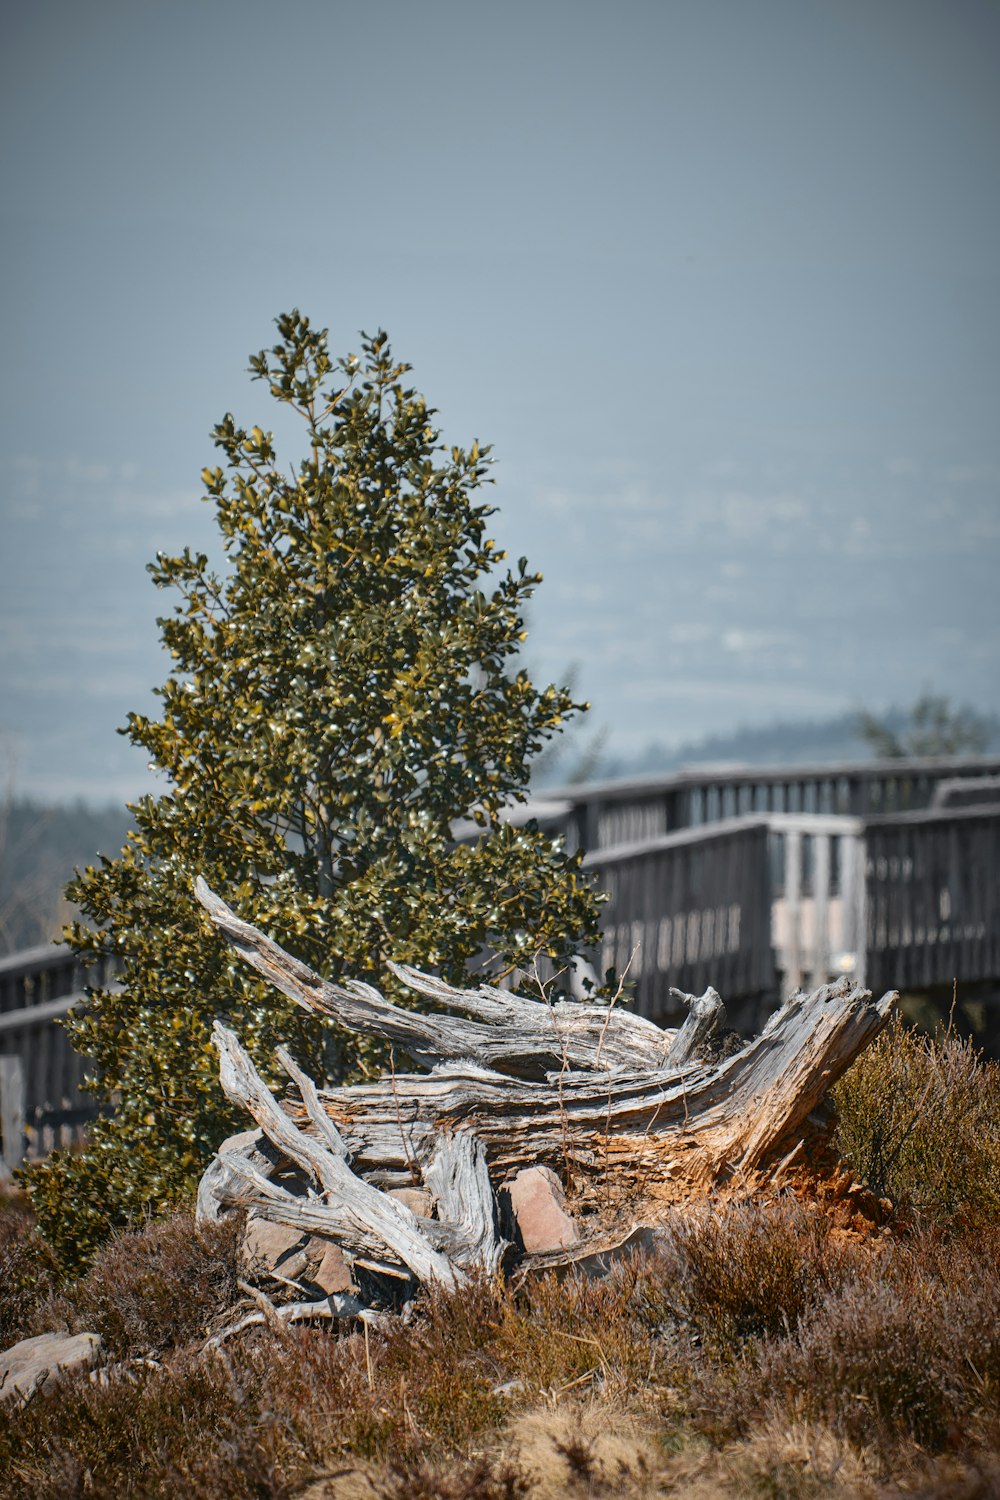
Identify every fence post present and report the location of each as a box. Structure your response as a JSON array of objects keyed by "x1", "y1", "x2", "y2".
[
  {"x1": 783, "y1": 830, "x2": 803, "y2": 996},
  {"x1": 811, "y1": 833, "x2": 831, "y2": 988},
  {"x1": 0, "y1": 1055, "x2": 26, "y2": 1177}
]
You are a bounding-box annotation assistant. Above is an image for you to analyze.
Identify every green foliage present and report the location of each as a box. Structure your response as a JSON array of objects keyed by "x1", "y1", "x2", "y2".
[
  {"x1": 832, "y1": 1015, "x2": 1000, "y2": 1224},
  {"x1": 23, "y1": 315, "x2": 604, "y2": 1263}
]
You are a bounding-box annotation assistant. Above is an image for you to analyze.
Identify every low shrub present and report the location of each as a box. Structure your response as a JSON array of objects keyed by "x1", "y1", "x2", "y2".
[
  {"x1": 0, "y1": 1192, "x2": 61, "y2": 1347},
  {"x1": 763, "y1": 1229, "x2": 1000, "y2": 1455},
  {"x1": 647, "y1": 1199, "x2": 864, "y2": 1346},
  {"x1": 0, "y1": 1344, "x2": 279, "y2": 1500},
  {"x1": 692, "y1": 1224, "x2": 1000, "y2": 1466},
  {"x1": 3, "y1": 1201, "x2": 998, "y2": 1496},
  {"x1": 377, "y1": 1458, "x2": 531, "y2": 1500},
  {"x1": 833, "y1": 1015, "x2": 1000, "y2": 1224},
  {"x1": 36, "y1": 1211, "x2": 244, "y2": 1358}
]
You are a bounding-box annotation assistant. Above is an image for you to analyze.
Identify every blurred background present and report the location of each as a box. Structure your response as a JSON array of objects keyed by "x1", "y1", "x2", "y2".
[{"x1": 2, "y1": 0, "x2": 998, "y2": 944}]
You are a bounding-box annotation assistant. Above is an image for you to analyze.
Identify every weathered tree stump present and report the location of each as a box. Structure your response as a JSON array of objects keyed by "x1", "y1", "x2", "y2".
[{"x1": 194, "y1": 877, "x2": 897, "y2": 1322}]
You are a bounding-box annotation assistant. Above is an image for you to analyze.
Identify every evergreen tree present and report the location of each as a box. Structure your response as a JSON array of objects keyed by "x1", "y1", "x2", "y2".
[{"x1": 26, "y1": 315, "x2": 603, "y2": 1266}]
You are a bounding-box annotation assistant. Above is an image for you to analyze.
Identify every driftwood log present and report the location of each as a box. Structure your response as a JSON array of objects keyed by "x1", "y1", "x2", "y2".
[{"x1": 194, "y1": 877, "x2": 897, "y2": 1319}]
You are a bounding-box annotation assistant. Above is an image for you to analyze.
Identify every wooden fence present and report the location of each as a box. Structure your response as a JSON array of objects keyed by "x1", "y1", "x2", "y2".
[
  {"x1": 863, "y1": 806, "x2": 1000, "y2": 994},
  {"x1": 554, "y1": 754, "x2": 1000, "y2": 851},
  {"x1": 584, "y1": 803, "x2": 1000, "y2": 1021},
  {"x1": 584, "y1": 819, "x2": 775, "y2": 1022},
  {"x1": 0, "y1": 945, "x2": 112, "y2": 1176}
]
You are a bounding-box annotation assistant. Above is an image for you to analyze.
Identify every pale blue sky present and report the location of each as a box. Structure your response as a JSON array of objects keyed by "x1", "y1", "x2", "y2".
[{"x1": 2, "y1": 0, "x2": 998, "y2": 799}]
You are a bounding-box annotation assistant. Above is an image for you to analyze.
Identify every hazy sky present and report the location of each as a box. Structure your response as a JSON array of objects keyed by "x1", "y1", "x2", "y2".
[{"x1": 2, "y1": 0, "x2": 998, "y2": 800}]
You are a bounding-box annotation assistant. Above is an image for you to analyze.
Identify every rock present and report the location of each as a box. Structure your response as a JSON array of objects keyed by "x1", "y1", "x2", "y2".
[
  {"x1": 242, "y1": 1214, "x2": 310, "y2": 1274},
  {"x1": 311, "y1": 1242, "x2": 356, "y2": 1296},
  {"x1": 0, "y1": 1331, "x2": 104, "y2": 1406},
  {"x1": 241, "y1": 1213, "x2": 357, "y2": 1295},
  {"x1": 387, "y1": 1187, "x2": 435, "y2": 1219},
  {"x1": 504, "y1": 1165, "x2": 580, "y2": 1253}
]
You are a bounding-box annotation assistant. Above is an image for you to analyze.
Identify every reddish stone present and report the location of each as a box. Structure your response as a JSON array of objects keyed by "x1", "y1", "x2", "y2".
[
  {"x1": 311, "y1": 1242, "x2": 356, "y2": 1295},
  {"x1": 506, "y1": 1165, "x2": 580, "y2": 1253},
  {"x1": 387, "y1": 1187, "x2": 434, "y2": 1218}
]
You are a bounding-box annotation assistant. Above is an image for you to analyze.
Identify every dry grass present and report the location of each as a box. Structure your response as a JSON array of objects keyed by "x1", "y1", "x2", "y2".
[
  {"x1": 0, "y1": 1189, "x2": 61, "y2": 1347},
  {"x1": 3, "y1": 1021, "x2": 1000, "y2": 1497},
  {"x1": 3, "y1": 1206, "x2": 999, "y2": 1498},
  {"x1": 833, "y1": 1014, "x2": 1000, "y2": 1225},
  {"x1": 36, "y1": 1211, "x2": 243, "y2": 1358}
]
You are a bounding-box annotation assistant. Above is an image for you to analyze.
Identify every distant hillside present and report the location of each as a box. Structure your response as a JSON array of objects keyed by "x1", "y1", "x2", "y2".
[{"x1": 0, "y1": 799, "x2": 131, "y2": 954}]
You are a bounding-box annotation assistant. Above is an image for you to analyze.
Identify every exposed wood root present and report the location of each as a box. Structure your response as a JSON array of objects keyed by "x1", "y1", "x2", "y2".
[{"x1": 194, "y1": 878, "x2": 898, "y2": 1298}]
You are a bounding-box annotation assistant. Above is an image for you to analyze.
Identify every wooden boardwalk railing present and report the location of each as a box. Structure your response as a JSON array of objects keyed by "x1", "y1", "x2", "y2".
[
  {"x1": 0, "y1": 945, "x2": 113, "y2": 1176},
  {"x1": 863, "y1": 806, "x2": 1000, "y2": 995},
  {"x1": 584, "y1": 819, "x2": 774, "y2": 1020},
  {"x1": 523, "y1": 758, "x2": 1000, "y2": 1021},
  {"x1": 584, "y1": 801, "x2": 1000, "y2": 1021},
  {"x1": 550, "y1": 753, "x2": 1000, "y2": 851}
]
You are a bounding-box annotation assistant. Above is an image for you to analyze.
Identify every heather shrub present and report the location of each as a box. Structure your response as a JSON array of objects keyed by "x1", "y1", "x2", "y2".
[
  {"x1": 36, "y1": 1211, "x2": 243, "y2": 1358},
  {"x1": 833, "y1": 1015, "x2": 1000, "y2": 1224},
  {"x1": 0, "y1": 1258, "x2": 673, "y2": 1497},
  {"x1": 378, "y1": 1458, "x2": 531, "y2": 1500},
  {"x1": 760, "y1": 1230, "x2": 1000, "y2": 1454},
  {"x1": 648, "y1": 1199, "x2": 863, "y2": 1346},
  {"x1": 0, "y1": 1191, "x2": 62, "y2": 1346},
  {"x1": 693, "y1": 1225, "x2": 1000, "y2": 1466},
  {"x1": 0, "y1": 1344, "x2": 277, "y2": 1500},
  {"x1": 5, "y1": 1205, "x2": 997, "y2": 1498}
]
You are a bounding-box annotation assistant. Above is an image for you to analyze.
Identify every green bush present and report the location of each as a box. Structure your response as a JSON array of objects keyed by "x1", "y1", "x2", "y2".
[
  {"x1": 22, "y1": 315, "x2": 605, "y2": 1267},
  {"x1": 832, "y1": 1015, "x2": 1000, "y2": 1225}
]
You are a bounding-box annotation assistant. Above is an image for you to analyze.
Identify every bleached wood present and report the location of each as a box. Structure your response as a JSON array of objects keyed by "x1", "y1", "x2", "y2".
[
  {"x1": 294, "y1": 978, "x2": 896, "y2": 1175},
  {"x1": 198, "y1": 879, "x2": 898, "y2": 1296},
  {"x1": 195, "y1": 878, "x2": 677, "y2": 1076},
  {"x1": 275, "y1": 1045, "x2": 350, "y2": 1159},
  {"x1": 664, "y1": 987, "x2": 726, "y2": 1066},
  {"x1": 423, "y1": 1131, "x2": 507, "y2": 1274},
  {"x1": 196, "y1": 1128, "x2": 281, "y2": 1224},
  {"x1": 213, "y1": 1022, "x2": 460, "y2": 1288},
  {"x1": 204, "y1": 1292, "x2": 377, "y2": 1349}
]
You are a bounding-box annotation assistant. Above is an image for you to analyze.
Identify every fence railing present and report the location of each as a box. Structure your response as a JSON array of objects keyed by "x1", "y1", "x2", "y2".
[
  {"x1": 583, "y1": 803, "x2": 1000, "y2": 1020},
  {"x1": 862, "y1": 806, "x2": 1000, "y2": 995},
  {"x1": 549, "y1": 754, "x2": 1000, "y2": 852},
  {"x1": 584, "y1": 818, "x2": 775, "y2": 1022},
  {"x1": 0, "y1": 944, "x2": 113, "y2": 1176}
]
